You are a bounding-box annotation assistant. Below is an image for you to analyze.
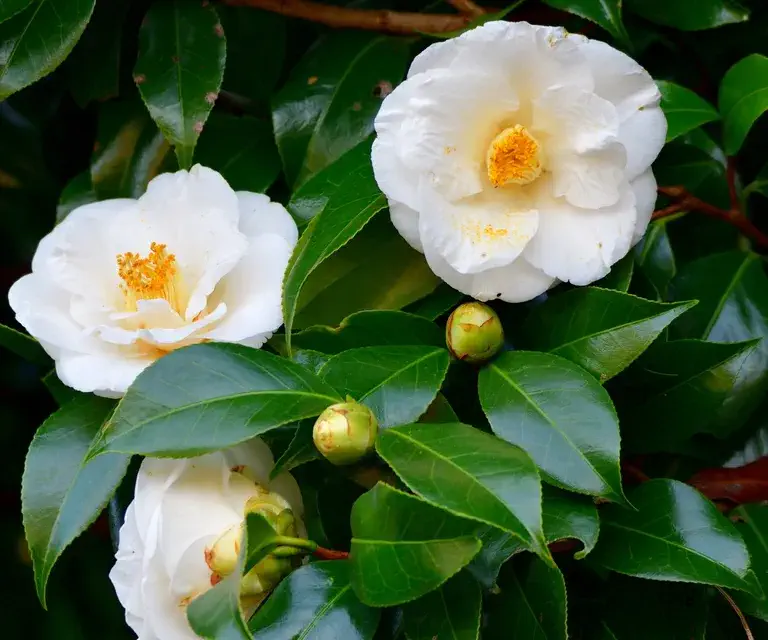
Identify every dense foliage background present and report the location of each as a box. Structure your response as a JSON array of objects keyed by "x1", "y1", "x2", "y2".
[{"x1": 4, "y1": 0, "x2": 768, "y2": 638}]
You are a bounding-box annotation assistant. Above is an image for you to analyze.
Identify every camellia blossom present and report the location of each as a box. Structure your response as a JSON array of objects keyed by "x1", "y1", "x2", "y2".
[
  {"x1": 109, "y1": 438, "x2": 304, "y2": 640},
  {"x1": 8, "y1": 166, "x2": 298, "y2": 397},
  {"x1": 372, "y1": 21, "x2": 666, "y2": 302}
]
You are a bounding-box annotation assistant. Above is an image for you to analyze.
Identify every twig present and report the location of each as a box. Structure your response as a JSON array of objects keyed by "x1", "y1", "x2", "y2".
[
  {"x1": 447, "y1": 0, "x2": 485, "y2": 17},
  {"x1": 653, "y1": 185, "x2": 768, "y2": 249},
  {"x1": 717, "y1": 587, "x2": 755, "y2": 640},
  {"x1": 313, "y1": 546, "x2": 350, "y2": 560},
  {"x1": 220, "y1": 0, "x2": 472, "y2": 34}
]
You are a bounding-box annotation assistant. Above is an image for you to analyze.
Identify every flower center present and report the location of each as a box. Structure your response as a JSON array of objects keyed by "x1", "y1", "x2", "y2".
[
  {"x1": 116, "y1": 242, "x2": 183, "y2": 314},
  {"x1": 486, "y1": 125, "x2": 542, "y2": 188}
]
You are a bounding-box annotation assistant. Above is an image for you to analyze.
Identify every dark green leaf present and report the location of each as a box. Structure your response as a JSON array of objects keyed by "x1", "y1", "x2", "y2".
[
  {"x1": 626, "y1": 0, "x2": 748, "y2": 30},
  {"x1": 485, "y1": 556, "x2": 567, "y2": 640},
  {"x1": 634, "y1": 220, "x2": 676, "y2": 298},
  {"x1": 658, "y1": 80, "x2": 720, "y2": 142},
  {"x1": 624, "y1": 339, "x2": 762, "y2": 451},
  {"x1": 0, "y1": 322, "x2": 50, "y2": 367},
  {"x1": 293, "y1": 310, "x2": 442, "y2": 355},
  {"x1": 195, "y1": 113, "x2": 280, "y2": 193},
  {"x1": 56, "y1": 171, "x2": 97, "y2": 223},
  {"x1": 134, "y1": 0, "x2": 226, "y2": 168},
  {"x1": 542, "y1": 0, "x2": 628, "y2": 45},
  {"x1": 188, "y1": 511, "x2": 279, "y2": 639},
  {"x1": 21, "y1": 395, "x2": 128, "y2": 606},
  {"x1": 290, "y1": 349, "x2": 330, "y2": 376},
  {"x1": 720, "y1": 54, "x2": 768, "y2": 155},
  {"x1": 744, "y1": 161, "x2": 768, "y2": 201},
  {"x1": 350, "y1": 483, "x2": 481, "y2": 607},
  {"x1": 91, "y1": 99, "x2": 175, "y2": 200},
  {"x1": 320, "y1": 346, "x2": 450, "y2": 428},
  {"x1": 42, "y1": 370, "x2": 80, "y2": 406},
  {"x1": 479, "y1": 351, "x2": 625, "y2": 501},
  {"x1": 270, "y1": 419, "x2": 319, "y2": 479},
  {"x1": 590, "y1": 479, "x2": 757, "y2": 594},
  {"x1": 523, "y1": 287, "x2": 695, "y2": 382},
  {"x1": 282, "y1": 152, "x2": 386, "y2": 347},
  {"x1": 0, "y1": 0, "x2": 32, "y2": 22},
  {"x1": 596, "y1": 254, "x2": 634, "y2": 292},
  {"x1": 90, "y1": 343, "x2": 342, "y2": 458},
  {"x1": 293, "y1": 213, "x2": 440, "y2": 331},
  {"x1": 272, "y1": 32, "x2": 409, "y2": 187},
  {"x1": 468, "y1": 487, "x2": 599, "y2": 588},
  {"x1": 405, "y1": 283, "x2": 464, "y2": 321},
  {"x1": 733, "y1": 505, "x2": 768, "y2": 621},
  {"x1": 402, "y1": 571, "x2": 480, "y2": 640},
  {"x1": 249, "y1": 561, "x2": 380, "y2": 639},
  {"x1": 378, "y1": 423, "x2": 548, "y2": 559},
  {"x1": 419, "y1": 393, "x2": 459, "y2": 425},
  {"x1": 0, "y1": 0, "x2": 96, "y2": 100}
]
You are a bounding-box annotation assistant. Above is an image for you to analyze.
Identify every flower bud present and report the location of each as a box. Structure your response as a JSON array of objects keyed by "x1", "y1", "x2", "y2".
[
  {"x1": 313, "y1": 401, "x2": 378, "y2": 465},
  {"x1": 241, "y1": 555, "x2": 293, "y2": 596},
  {"x1": 446, "y1": 302, "x2": 504, "y2": 363},
  {"x1": 204, "y1": 524, "x2": 242, "y2": 577}
]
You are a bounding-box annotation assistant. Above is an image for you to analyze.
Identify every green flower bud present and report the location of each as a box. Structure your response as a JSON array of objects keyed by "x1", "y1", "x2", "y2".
[
  {"x1": 241, "y1": 554, "x2": 293, "y2": 595},
  {"x1": 204, "y1": 524, "x2": 241, "y2": 577},
  {"x1": 313, "y1": 401, "x2": 378, "y2": 466},
  {"x1": 445, "y1": 302, "x2": 504, "y2": 363}
]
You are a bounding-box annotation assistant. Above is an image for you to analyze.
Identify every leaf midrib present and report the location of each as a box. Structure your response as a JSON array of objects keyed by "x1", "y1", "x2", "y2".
[{"x1": 296, "y1": 583, "x2": 350, "y2": 640}]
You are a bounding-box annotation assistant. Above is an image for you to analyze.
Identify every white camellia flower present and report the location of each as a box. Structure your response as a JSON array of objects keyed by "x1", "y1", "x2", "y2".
[
  {"x1": 109, "y1": 438, "x2": 304, "y2": 640},
  {"x1": 372, "y1": 21, "x2": 666, "y2": 302},
  {"x1": 8, "y1": 166, "x2": 298, "y2": 397}
]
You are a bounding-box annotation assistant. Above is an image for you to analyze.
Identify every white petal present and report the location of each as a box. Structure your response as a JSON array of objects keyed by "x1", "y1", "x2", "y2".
[
  {"x1": 547, "y1": 144, "x2": 626, "y2": 209},
  {"x1": 222, "y1": 438, "x2": 276, "y2": 484},
  {"x1": 419, "y1": 188, "x2": 538, "y2": 274},
  {"x1": 141, "y1": 559, "x2": 200, "y2": 640},
  {"x1": 203, "y1": 233, "x2": 291, "y2": 344},
  {"x1": 631, "y1": 169, "x2": 658, "y2": 244},
  {"x1": 389, "y1": 199, "x2": 423, "y2": 252},
  {"x1": 110, "y1": 503, "x2": 147, "y2": 637},
  {"x1": 269, "y1": 471, "x2": 305, "y2": 517},
  {"x1": 524, "y1": 181, "x2": 637, "y2": 285},
  {"x1": 134, "y1": 459, "x2": 189, "y2": 546},
  {"x1": 374, "y1": 68, "x2": 518, "y2": 202},
  {"x1": 55, "y1": 351, "x2": 154, "y2": 397},
  {"x1": 423, "y1": 243, "x2": 555, "y2": 303},
  {"x1": 617, "y1": 105, "x2": 667, "y2": 181},
  {"x1": 236, "y1": 192, "x2": 299, "y2": 247}
]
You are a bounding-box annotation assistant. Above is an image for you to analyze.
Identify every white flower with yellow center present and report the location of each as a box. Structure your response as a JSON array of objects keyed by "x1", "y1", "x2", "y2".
[
  {"x1": 109, "y1": 438, "x2": 304, "y2": 640},
  {"x1": 372, "y1": 21, "x2": 666, "y2": 302},
  {"x1": 8, "y1": 166, "x2": 298, "y2": 397}
]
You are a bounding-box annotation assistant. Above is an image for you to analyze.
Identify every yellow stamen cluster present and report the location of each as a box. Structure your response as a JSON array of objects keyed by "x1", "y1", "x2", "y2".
[
  {"x1": 486, "y1": 124, "x2": 542, "y2": 188},
  {"x1": 117, "y1": 242, "x2": 179, "y2": 312}
]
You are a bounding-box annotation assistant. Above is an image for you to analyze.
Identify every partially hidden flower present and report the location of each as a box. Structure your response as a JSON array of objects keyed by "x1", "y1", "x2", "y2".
[
  {"x1": 8, "y1": 166, "x2": 298, "y2": 397},
  {"x1": 109, "y1": 438, "x2": 304, "y2": 640},
  {"x1": 372, "y1": 21, "x2": 666, "y2": 302}
]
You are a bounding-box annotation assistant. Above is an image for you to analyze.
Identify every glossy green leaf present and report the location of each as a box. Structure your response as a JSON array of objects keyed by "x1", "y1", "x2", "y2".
[
  {"x1": 0, "y1": 322, "x2": 50, "y2": 367},
  {"x1": 419, "y1": 394, "x2": 459, "y2": 425},
  {"x1": 269, "y1": 419, "x2": 319, "y2": 479},
  {"x1": 0, "y1": 0, "x2": 32, "y2": 22},
  {"x1": 294, "y1": 213, "x2": 440, "y2": 331},
  {"x1": 590, "y1": 479, "x2": 757, "y2": 594},
  {"x1": 272, "y1": 32, "x2": 409, "y2": 187},
  {"x1": 468, "y1": 487, "x2": 599, "y2": 587},
  {"x1": 402, "y1": 571, "x2": 480, "y2": 640},
  {"x1": 293, "y1": 310, "x2": 442, "y2": 355},
  {"x1": 249, "y1": 561, "x2": 380, "y2": 639},
  {"x1": 626, "y1": 0, "x2": 748, "y2": 30},
  {"x1": 320, "y1": 346, "x2": 450, "y2": 428},
  {"x1": 479, "y1": 351, "x2": 625, "y2": 501},
  {"x1": 134, "y1": 0, "x2": 226, "y2": 169},
  {"x1": 542, "y1": 0, "x2": 628, "y2": 44},
  {"x1": 658, "y1": 81, "x2": 720, "y2": 142},
  {"x1": 188, "y1": 511, "x2": 279, "y2": 639},
  {"x1": 195, "y1": 113, "x2": 280, "y2": 193},
  {"x1": 290, "y1": 349, "x2": 330, "y2": 376},
  {"x1": 378, "y1": 423, "x2": 547, "y2": 559},
  {"x1": 720, "y1": 54, "x2": 768, "y2": 154},
  {"x1": 56, "y1": 171, "x2": 97, "y2": 223},
  {"x1": 634, "y1": 220, "x2": 676, "y2": 298},
  {"x1": 485, "y1": 556, "x2": 567, "y2": 640},
  {"x1": 21, "y1": 395, "x2": 128, "y2": 606},
  {"x1": 596, "y1": 254, "x2": 634, "y2": 292},
  {"x1": 282, "y1": 152, "x2": 386, "y2": 347},
  {"x1": 0, "y1": 0, "x2": 96, "y2": 100},
  {"x1": 624, "y1": 339, "x2": 762, "y2": 451},
  {"x1": 732, "y1": 505, "x2": 768, "y2": 621},
  {"x1": 90, "y1": 99, "x2": 174, "y2": 200},
  {"x1": 89, "y1": 343, "x2": 342, "y2": 458},
  {"x1": 350, "y1": 483, "x2": 481, "y2": 607},
  {"x1": 743, "y1": 161, "x2": 768, "y2": 201},
  {"x1": 523, "y1": 287, "x2": 695, "y2": 382},
  {"x1": 405, "y1": 283, "x2": 464, "y2": 321}
]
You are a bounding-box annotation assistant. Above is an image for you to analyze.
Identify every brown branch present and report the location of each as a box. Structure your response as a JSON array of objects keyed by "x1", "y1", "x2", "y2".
[
  {"x1": 653, "y1": 185, "x2": 768, "y2": 249},
  {"x1": 717, "y1": 587, "x2": 755, "y2": 640},
  {"x1": 220, "y1": 0, "x2": 472, "y2": 34},
  {"x1": 313, "y1": 546, "x2": 350, "y2": 560},
  {"x1": 446, "y1": 0, "x2": 485, "y2": 17}
]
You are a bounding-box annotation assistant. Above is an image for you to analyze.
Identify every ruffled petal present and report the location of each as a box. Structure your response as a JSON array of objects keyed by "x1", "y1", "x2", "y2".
[
  {"x1": 236, "y1": 192, "x2": 298, "y2": 247},
  {"x1": 524, "y1": 180, "x2": 637, "y2": 285},
  {"x1": 631, "y1": 169, "x2": 658, "y2": 244},
  {"x1": 222, "y1": 438, "x2": 276, "y2": 485},
  {"x1": 389, "y1": 199, "x2": 423, "y2": 252},
  {"x1": 616, "y1": 105, "x2": 667, "y2": 181},
  {"x1": 55, "y1": 351, "x2": 154, "y2": 397},
  {"x1": 423, "y1": 244, "x2": 555, "y2": 303},
  {"x1": 546, "y1": 144, "x2": 627, "y2": 209},
  {"x1": 110, "y1": 503, "x2": 147, "y2": 637}
]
